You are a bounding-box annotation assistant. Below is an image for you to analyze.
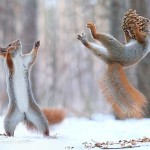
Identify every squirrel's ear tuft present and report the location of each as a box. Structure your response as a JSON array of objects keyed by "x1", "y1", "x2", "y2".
[{"x1": 35, "y1": 41, "x2": 40, "y2": 48}]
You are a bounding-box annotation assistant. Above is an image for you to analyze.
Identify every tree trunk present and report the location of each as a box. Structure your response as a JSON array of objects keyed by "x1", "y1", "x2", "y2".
[
  {"x1": 130, "y1": 0, "x2": 150, "y2": 117},
  {"x1": 0, "y1": 0, "x2": 17, "y2": 114},
  {"x1": 20, "y1": 0, "x2": 38, "y2": 99},
  {"x1": 109, "y1": 0, "x2": 128, "y2": 43}
]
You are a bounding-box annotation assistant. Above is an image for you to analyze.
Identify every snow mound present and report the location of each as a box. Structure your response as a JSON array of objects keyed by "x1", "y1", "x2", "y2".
[{"x1": 0, "y1": 114, "x2": 150, "y2": 149}]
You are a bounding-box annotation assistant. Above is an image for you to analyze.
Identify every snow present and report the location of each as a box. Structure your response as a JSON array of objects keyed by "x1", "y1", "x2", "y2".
[{"x1": 0, "y1": 114, "x2": 150, "y2": 150}]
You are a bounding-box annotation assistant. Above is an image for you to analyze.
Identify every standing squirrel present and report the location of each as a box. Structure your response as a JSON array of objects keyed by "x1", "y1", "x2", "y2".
[
  {"x1": 77, "y1": 21, "x2": 150, "y2": 119},
  {"x1": 0, "y1": 40, "x2": 65, "y2": 136}
]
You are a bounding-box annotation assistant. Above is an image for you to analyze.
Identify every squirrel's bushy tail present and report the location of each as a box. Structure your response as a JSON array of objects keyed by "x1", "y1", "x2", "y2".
[
  {"x1": 42, "y1": 108, "x2": 66, "y2": 125},
  {"x1": 100, "y1": 63, "x2": 147, "y2": 119}
]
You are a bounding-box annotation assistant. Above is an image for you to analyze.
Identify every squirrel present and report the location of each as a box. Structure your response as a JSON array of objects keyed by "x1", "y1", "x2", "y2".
[
  {"x1": 77, "y1": 21, "x2": 150, "y2": 119},
  {"x1": 0, "y1": 40, "x2": 65, "y2": 136}
]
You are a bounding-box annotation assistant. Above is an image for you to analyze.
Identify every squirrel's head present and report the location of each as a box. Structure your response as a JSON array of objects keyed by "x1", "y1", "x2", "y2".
[{"x1": 6, "y1": 40, "x2": 21, "y2": 56}]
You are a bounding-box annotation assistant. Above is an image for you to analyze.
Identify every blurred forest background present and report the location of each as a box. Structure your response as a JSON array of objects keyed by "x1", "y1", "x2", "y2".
[{"x1": 0, "y1": 0, "x2": 150, "y2": 117}]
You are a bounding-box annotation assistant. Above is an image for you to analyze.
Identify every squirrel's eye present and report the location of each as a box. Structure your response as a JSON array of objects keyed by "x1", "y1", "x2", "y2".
[
  {"x1": 108, "y1": 38, "x2": 113, "y2": 41},
  {"x1": 8, "y1": 44, "x2": 11, "y2": 46}
]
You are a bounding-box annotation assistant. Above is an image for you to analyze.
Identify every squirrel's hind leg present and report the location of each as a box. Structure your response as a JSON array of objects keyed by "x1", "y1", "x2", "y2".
[
  {"x1": 25, "y1": 102, "x2": 49, "y2": 136},
  {"x1": 4, "y1": 106, "x2": 24, "y2": 136}
]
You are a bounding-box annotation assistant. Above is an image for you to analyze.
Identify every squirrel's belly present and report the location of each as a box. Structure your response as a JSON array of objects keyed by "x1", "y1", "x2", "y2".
[
  {"x1": 121, "y1": 53, "x2": 147, "y2": 67},
  {"x1": 13, "y1": 73, "x2": 29, "y2": 113}
]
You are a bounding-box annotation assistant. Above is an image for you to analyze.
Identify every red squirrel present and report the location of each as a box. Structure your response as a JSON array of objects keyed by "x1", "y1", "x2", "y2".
[
  {"x1": 0, "y1": 40, "x2": 65, "y2": 136},
  {"x1": 77, "y1": 22, "x2": 150, "y2": 119}
]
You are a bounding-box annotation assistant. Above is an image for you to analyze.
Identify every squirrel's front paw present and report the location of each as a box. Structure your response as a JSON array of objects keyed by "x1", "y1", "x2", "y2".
[
  {"x1": 132, "y1": 24, "x2": 138, "y2": 29},
  {"x1": 86, "y1": 22, "x2": 96, "y2": 30},
  {"x1": 132, "y1": 24, "x2": 145, "y2": 35},
  {"x1": 77, "y1": 33, "x2": 88, "y2": 45},
  {"x1": 34, "y1": 41, "x2": 40, "y2": 48},
  {"x1": 132, "y1": 23, "x2": 141, "y2": 34}
]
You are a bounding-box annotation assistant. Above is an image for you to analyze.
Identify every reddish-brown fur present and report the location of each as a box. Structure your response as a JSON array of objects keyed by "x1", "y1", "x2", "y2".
[
  {"x1": 86, "y1": 22, "x2": 99, "y2": 40},
  {"x1": 100, "y1": 63, "x2": 147, "y2": 119},
  {"x1": 6, "y1": 50, "x2": 14, "y2": 74},
  {"x1": 132, "y1": 24, "x2": 147, "y2": 45},
  {"x1": 24, "y1": 120, "x2": 37, "y2": 131},
  {"x1": 42, "y1": 108, "x2": 66, "y2": 125}
]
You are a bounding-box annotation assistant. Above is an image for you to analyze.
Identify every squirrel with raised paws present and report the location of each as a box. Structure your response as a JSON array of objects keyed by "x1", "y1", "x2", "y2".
[
  {"x1": 77, "y1": 20, "x2": 150, "y2": 119},
  {"x1": 0, "y1": 40, "x2": 65, "y2": 136}
]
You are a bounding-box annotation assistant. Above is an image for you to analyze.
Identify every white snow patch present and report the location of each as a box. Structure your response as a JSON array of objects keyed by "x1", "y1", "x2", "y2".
[{"x1": 0, "y1": 114, "x2": 150, "y2": 150}]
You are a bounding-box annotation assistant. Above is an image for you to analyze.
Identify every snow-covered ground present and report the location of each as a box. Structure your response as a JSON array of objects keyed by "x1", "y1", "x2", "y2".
[{"x1": 0, "y1": 114, "x2": 150, "y2": 150}]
